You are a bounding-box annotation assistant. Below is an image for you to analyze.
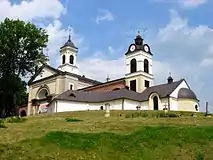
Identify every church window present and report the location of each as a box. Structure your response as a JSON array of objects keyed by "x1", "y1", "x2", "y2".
[
  {"x1": 38, "y1": 88, "x2": 49, "y2": 99},
  {"x1": 130, "y1": 80, "x2": 136, "y2": 92},
  {"x1": 144, "y1": 59, "x2": 149, "y2": 73},
  {"x1": 69, "y1": 84, "x2": 73, "y2": 90},
  {"x1": 145, "y1": 80, "x2": 150, "y2": 88},
  {"x1": 70, "y1": 55, "x2": 74, "y2": 64},
  {"x1": 130, "y1": 58, "x2": 137, "y2": 73},
  {"x1": 62, "y1": 55, "x2": 66, "y2": 64},
  {"x1": 113, "y1": 88, "x2": 120, "y2": 91},
  {"x1": 195, "y1": 105, "x2": 198, "y2": 111}
]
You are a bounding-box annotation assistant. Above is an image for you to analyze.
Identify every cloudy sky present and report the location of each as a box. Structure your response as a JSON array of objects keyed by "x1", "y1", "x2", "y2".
[{"x1": 0, "y1": 0, "x2": 212, "y2": 112}]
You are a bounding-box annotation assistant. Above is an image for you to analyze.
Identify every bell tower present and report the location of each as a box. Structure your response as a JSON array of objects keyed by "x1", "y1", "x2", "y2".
[
  {"x1": 125, "y1": 31, "x2": 154, "y2": 93},
  {"x1": 58, "y1": 28, "x2": 79, "y2": 74}
]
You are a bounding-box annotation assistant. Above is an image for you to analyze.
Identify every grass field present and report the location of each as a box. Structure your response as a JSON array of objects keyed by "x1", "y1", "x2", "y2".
[{"x1": 0, "y1": 110, "x2": 213, "y2": 160}]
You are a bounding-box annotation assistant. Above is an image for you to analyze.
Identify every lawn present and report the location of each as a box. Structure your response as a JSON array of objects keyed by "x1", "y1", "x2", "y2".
[{"x1": 0, "y1": 110, "x2": 213, "y2": 160}]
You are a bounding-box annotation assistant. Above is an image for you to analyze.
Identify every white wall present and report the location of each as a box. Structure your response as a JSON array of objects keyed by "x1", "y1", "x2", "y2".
[
  {"x1": 125, "y1": 50, "x2": 153, "y2": 75},
  {"x1": 141, "y1": 101, "x2": 149, "y2": 110},
  {"x1": 48, "y1": 98, "x2": 141, "y2": 113},
  {"x1": 33, "y1": 67, "x2": 55, "y2": 82},
  {"x1": 124, "y1": 99, "x2": 140, "y2": 110},
  {"x1": 170, "y1": 80, "x2": 189, "y2": 98}
]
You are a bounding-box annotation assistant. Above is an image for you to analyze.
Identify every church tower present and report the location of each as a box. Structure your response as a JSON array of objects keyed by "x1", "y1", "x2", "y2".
[
  {"x1": 125, "y1": 32, "x2": 154, "y2": 93},
  {"x1": 58, "y1": 31, "x2": 79, "y2": 74}
]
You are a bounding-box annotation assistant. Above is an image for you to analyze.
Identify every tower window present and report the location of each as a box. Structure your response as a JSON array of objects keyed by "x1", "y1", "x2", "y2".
[
  {"x1": 130, "y1": 58, "x2": 137, "y2": 73},
  {"x1": 70, "y1": 55, "x2": 74, "y2": 64},
  {"x1": 145, "y1": 80, "x2": 150, "y2": 88},
  {"x1": 69, "y1": 84, "x2": 73, "y2": 90},
  {"x1": 144, "y1": 59, "x2": 149, "y2": 73},
  {"x1": 130, "y1": 80, "x2": 136, "y2": 92},
  {"x1": 62, "y1": 55, "x2": 66, "y2": 64}
]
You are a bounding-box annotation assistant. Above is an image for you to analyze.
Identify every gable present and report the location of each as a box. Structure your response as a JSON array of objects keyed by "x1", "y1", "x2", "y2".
[
  {"x1": 32, "y1": 67, "x2": 58, "y2": 83},
  {"x1": 169, "y1": 80, "x2": 189, "y2": 98}
]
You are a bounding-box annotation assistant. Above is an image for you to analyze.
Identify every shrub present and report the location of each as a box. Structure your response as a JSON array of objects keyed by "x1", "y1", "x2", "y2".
[
  {"x1": 65, "y1": 118, "x2": 83, "y2": 122},
  {"x1": 0, "y1": 119, "x2": 6, "y2": 128},
  {"x1": 4, "y1": 116, "x2": 26, "y2": 123}
]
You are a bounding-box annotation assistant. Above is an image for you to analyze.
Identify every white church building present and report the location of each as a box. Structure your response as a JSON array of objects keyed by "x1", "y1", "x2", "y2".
[{"x1": 26, "y1": 32, "x2": 200, "y2": 115}]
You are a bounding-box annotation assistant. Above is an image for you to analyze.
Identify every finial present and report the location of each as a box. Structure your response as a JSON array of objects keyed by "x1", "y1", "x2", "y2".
[
  {"x1": 137, "y1": 30, "x2": 141, "y2": 35},
  {"x1": 169, "y1": 72, "x2": 171, "y2": 77},
  {"x1": 106, "y1": 74, "x2": 110, "y2": 82},
  {"x1": 68, "y1": 25, "x2": 72, "y2": 41}
]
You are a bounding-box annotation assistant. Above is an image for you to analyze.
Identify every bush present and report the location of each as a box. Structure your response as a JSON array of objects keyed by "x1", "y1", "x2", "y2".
[
  {"x1": 65, "y1": 118, "x2": 83, "y2": 122},
  {"x1": 124, "y1": 111, "x2": 181, "y2": 118},
  {"x1": 0, "y1": 119, "x2": 6, "y2": 128},
  {"x1": 4, "y1": 116, "x2": 26, "y2": 123}
]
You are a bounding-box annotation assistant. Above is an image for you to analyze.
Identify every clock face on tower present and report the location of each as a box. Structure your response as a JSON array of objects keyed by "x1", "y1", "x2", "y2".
[
  {"x1": 129, "y1": 44, "x2": 136, "y2": 52},
  {"x1": 143, "y1": 44, "x2": 150, "y2": 53}
]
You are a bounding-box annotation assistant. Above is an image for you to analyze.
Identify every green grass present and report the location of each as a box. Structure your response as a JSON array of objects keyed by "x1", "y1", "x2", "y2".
[{"x1": 0, "y1": 110, "x2": 213, "y2": 160}]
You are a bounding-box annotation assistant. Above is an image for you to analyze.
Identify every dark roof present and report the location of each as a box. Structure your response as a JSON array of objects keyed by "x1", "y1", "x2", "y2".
[
  {"x1": 28, "y1": 64, "x2": 102, "y2": 85},
  {"x1": 60, "y1": 35, "x2": 78, "y2": 50},
  {"x1": 77, "y1": 77, "x2": 125, "y2": 91},
  {"x1": 178, "y1": 88, "x2": 197, "y2": 100},
  {"x1": 53, "y1": 79, "x2": 187, "y2": 103},
  {"x1": 140, "y1": 79, "x2": 184, "y2": 100},
  {"x1": 55, "y1": 88, "x2": 142, "y2": 102}
]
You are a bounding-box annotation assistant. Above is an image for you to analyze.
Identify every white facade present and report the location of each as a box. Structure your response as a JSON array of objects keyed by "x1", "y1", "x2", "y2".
[
  {"x1": 125, "y1": 50, "x2": 153, "y2": 75},
  {"x1": 58, "y1": 46, "x2": 79, "y2": 75},
  {"x1": 48, "y1": 99, "x2": 143, "y2": 113}
]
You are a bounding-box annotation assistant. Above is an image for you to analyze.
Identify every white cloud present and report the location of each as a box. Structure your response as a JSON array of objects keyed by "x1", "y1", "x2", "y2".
[
  {"x1": 180, "y1": 0, "x2": 207, "y2": 9},
  {"x1": 95, "y1": 9, "x2": 114, "y2": 24},
  {"x1": 0, "y1": 0, "x2": 66, "y2": 22},
  {"x1": 44, "y1": 20, "x2": 86, "y2": 66}
]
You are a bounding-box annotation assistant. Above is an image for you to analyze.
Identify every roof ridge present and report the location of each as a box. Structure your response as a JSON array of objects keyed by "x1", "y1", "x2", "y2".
[{"x1": 148, "y1": 79, "x2": 183, "y2": 88}]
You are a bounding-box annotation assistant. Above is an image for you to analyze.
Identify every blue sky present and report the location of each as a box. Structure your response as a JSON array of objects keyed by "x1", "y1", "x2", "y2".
[{"x1": 0, "y1": 0, "x2": 213, "y2": 112}]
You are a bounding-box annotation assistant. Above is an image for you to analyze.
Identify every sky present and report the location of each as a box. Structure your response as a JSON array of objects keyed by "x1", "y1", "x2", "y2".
[{"x1": 0, "y1": 0, "x2": 212, "y2": 112}]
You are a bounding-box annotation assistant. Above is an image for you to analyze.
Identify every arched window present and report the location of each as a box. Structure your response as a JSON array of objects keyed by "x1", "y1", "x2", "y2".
[
  {"x1": 70, "y1": 55, "x2": 74, "y2": 64},
  {"x1": 144, "y1": 59, "x2": 149, "y2": 73},
  {"x1": 195, "y1": 105, "x2": 198, "y2": 111},
  {"x1": 153, "y1": 96, "x2": 158, "y2": 110},
  {"x1": 62, "y1": 55, "x2": 66, "y2": 64},
  {"x1": 130, "y1": 58, "x2": 137, "y2": 73},
  {"x1": 38, "y1": 88, "x2": 49, "y2": 99}
]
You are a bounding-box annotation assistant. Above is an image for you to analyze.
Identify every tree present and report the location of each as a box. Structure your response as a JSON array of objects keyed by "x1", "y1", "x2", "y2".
[{"x1": 0, "y1": 18, "x2": 49, "y2": 117}]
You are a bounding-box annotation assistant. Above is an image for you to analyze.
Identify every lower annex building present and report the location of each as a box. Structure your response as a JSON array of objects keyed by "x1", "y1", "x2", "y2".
[{"x1": 26, "y1": 32, "x2": 200, "y2": 116}]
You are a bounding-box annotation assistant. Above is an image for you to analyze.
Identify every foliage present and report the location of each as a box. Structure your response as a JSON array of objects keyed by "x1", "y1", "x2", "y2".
[
  {"x1": 0, "y1": 18, "x2": 48, "y2": 77},
  {"x1": 0, "y1": 18, "x2": 48, "y2": 117},
  {"x1": 0, "y1": 119, "x2": 6, "y2": 128},
  {"x1": 4, "y1": 116, "x2": 26, "y2": 123},
  {"x1": 65, "y1": 117, "x2": 83, "y2": 122}
]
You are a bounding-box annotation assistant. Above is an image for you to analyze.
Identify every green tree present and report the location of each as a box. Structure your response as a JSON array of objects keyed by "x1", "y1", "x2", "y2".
[{"x1": 0, "y1": 18, "x2": 49, "y2": 117}]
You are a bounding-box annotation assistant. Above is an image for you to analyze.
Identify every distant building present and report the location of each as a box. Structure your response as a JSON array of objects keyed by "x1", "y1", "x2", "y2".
[{"x1": 27, "y1": 32, "x2": 199, "y2": 116}]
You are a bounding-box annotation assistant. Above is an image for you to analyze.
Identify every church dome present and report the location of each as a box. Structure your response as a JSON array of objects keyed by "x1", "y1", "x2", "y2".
[
  {"x1": 177, "y1": 88, "x2": 197, "y2": 100},
  {"x1": 60, "y1": 35, "x2": 77, "y2": 49}
]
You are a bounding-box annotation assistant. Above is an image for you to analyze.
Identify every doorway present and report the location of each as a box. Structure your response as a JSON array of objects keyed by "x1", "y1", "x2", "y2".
[{"x1": 153, "y1": 96, "x2": 158, "y2": 110}]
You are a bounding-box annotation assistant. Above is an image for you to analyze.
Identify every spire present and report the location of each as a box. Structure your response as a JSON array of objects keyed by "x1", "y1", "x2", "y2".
[
  {"x1": 60, "y1": 26, "x2": 78, "y2": 49},
  {"x1": 134, "y1": 30, "x2": 143, "y2": 46},
  {"x1": 68, "y1": 25, "x2": 72, "y2": 42},
  {"x1": 167, "y1": 72, "x2": 173, "y2": 84}
]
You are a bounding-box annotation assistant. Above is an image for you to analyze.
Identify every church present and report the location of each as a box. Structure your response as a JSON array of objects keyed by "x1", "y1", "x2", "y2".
[{"x1": 26, "y1": 32, "x2": 200, "y2": 116}]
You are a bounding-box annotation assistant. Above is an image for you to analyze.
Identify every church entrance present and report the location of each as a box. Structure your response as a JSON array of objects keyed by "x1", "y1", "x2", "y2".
[{"x1": 153, "y1": 96, "x2": 158, "y2": 110}]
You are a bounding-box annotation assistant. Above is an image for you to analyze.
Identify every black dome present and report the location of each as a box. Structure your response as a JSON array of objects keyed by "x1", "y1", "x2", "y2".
[
  {"x1": 178, "y1": 88, "x2": 197, "y2": 100},
  {"x1": 60, "y1": 35, "x2": 77, "y2": 49}
]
